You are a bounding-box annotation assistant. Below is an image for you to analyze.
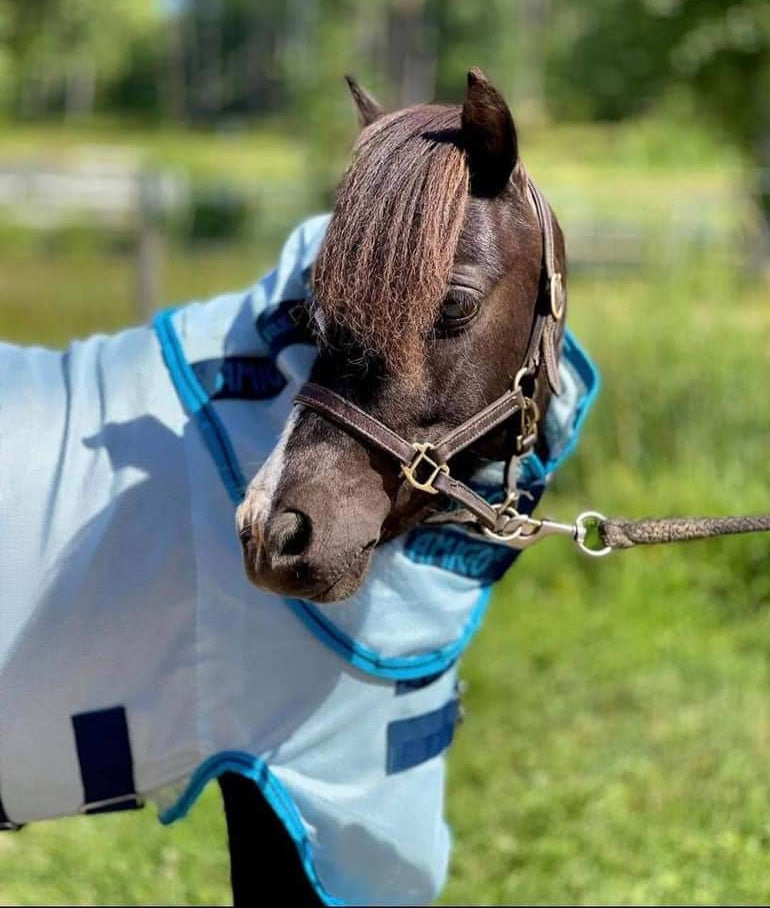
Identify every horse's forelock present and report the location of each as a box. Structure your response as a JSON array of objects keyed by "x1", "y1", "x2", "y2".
[{"x1": 312, "y1": 104, "x2": 470, "y2": 372}]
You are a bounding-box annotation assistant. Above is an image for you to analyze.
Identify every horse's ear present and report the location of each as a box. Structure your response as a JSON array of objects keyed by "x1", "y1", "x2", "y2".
[
  {"x1": 345, "y1": 75, "x2": 384, "y2": 128},
  {"x1": 461, "y1": 67, "x2": 519, "y2": 195}
]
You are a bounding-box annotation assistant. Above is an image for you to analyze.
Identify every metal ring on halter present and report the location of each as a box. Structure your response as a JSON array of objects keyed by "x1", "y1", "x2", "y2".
[
  {"x1": 481, "y1": 503, "x2": 527, "y2": 542},
  {"x1": 512, "y1": 365, "x2": 537, "y2": 395},
  {"x1": 575, "y1": 511, "x2": 612, "y2": 557}
]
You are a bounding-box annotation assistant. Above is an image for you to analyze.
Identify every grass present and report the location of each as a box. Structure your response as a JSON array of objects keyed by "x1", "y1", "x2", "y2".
[
  {"x1": 442, "y1": 260, "x2": 770, "y2": 905},
  {"x1": 0, "y1": 241, "x2": 277, "y2": 347},
  {"x1": 0, "y1": 116, "x2": 769, "y2": 905}
]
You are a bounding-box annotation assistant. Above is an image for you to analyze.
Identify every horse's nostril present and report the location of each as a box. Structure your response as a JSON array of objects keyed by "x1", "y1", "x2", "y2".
[{"x1": 267, "y1": 509, "x2": 313, "y2": 558}]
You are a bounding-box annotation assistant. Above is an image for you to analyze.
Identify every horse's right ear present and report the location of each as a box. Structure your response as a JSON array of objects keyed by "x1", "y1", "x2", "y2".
[
  {"x1": 462, "y1": 67, "x2": 519, "y2": 195},
  {"x1": 345, "y1": 75, "x2": 384, "y2": 128}
]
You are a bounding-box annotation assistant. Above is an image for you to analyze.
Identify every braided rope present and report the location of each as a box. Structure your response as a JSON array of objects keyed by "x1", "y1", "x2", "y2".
[{"x1": 599, "y1": 515, "x2": 770, "y2": 550}]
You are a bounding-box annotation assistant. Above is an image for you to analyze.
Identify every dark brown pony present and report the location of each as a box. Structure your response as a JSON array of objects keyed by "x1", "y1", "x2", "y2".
[{"x1": 237, "y1": 68, "x2": 564, "y2": 603}]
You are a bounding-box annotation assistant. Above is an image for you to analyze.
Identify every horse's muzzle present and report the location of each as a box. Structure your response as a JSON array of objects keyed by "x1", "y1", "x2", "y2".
[{"x1": 237, "y1": 498, "x2": 379, "y2": 603}]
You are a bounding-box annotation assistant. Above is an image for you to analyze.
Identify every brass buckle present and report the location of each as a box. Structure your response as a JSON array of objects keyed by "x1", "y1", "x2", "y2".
[
  {"x1": 401, "y1": 442, "x2": 449, "y2": 495},
  {"x1": 510, "y1": 370, "x2": 540, "y2": 456},
  {"x1": 549, "y1": 272, "x2": 564, "y2": 320},
  {"x1": 515, "y1": 396, "x2": 540, "y2": 455}
]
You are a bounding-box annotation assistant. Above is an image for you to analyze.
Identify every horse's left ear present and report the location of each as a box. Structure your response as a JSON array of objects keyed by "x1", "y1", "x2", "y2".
[
  {"x1": 461, "y1": 67, "x2": 519, "y2": 195},
  {"x1": 345, "y1": 75, "x2": 384, "y2": 128}
]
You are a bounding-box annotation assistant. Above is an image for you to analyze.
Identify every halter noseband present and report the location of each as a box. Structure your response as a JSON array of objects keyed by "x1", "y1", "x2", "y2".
[{"x1": 294, "y1": 178, "x2": 565, "y2": 541}]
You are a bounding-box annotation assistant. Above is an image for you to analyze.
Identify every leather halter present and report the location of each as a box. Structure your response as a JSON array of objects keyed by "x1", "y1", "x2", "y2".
[{"x1": 294, "y1": 177, "x2": 565, "y2": 537}]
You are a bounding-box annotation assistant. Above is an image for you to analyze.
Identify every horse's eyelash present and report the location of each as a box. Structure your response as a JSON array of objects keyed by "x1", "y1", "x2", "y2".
[{"x1": 445, "y1": 289, "x2": 478, "y2": 304}]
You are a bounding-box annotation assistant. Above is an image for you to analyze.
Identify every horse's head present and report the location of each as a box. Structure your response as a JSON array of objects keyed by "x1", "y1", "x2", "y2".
[{"x1": 238, "y1": 68, "x2": 565, "y2": 603}]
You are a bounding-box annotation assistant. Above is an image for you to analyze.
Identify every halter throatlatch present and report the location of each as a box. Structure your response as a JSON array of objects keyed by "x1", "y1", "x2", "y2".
[{"x1": 293, "y1": 178, "x2": 770, "y2": 557}]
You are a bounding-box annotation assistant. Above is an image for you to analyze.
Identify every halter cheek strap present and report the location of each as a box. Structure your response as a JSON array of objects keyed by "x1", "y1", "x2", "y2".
[
  {"x1": 525, "y1": 177, "x2": 564, "y2": 396},
  {"x1": 292, "y1": 178, "x2": 565, "y2": 538}
]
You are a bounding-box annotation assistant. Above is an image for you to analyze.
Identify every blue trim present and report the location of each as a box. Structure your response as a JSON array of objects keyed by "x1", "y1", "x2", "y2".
[
  {"x1": 386, "y1": 696, "x2": 460, "y2": 774},
  {"x1": 401, "y1": 482, "x2": 545, "y2": 580},
  {"x1": 159, "y1": 751, "x2": 344, "y2": 906},
  {"x1": 153, "y1": 309, "x2": 247, "y2": 505},
  {"x1": 403, "y1": 526, "x2": 523, "y2": 581},
  {"x1": 284, "y1": 586, "x2": 493, "y2": 681}
]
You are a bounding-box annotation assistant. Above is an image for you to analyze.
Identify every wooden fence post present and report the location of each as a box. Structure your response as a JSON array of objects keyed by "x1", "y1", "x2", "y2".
[{"x1": 135, "y1": 171, "x2": 164, "y2": 321}]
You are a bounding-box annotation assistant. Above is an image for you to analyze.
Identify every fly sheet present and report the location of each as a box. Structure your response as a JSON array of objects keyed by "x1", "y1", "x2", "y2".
[{"x1": 0, "y1": 215, "x2": 599, "y2": 905}]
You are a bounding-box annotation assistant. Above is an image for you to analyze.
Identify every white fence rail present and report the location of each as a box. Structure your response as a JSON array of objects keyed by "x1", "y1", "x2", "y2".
[{"x1": 0, "y1": 153, "x2": 186, "y2": 227}]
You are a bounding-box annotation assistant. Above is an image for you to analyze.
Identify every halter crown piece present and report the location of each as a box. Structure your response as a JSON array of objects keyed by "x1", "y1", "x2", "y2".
[{"x1": 294, "y1": 178, "x2": 566, "y2": 547}]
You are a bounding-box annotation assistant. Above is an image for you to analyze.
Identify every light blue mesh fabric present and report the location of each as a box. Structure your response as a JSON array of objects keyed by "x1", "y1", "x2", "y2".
[{"x1": 0, "y1": 215, "x2": 599, "y2": 906}]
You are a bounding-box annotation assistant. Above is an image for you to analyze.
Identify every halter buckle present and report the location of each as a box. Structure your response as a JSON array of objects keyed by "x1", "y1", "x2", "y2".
[
  {"x1": 549, "y1": 272, "x2": 564, "y2": 320},
  {"x1": 402, "y1": 442, "x2": 449, "y2": 495},
  {"x1": 515, "y1": 397, "x2": 541, "y2": 455}
]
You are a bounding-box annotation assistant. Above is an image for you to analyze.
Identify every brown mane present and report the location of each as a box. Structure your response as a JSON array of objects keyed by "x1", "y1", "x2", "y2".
[{"x1": 312, "y1": 104, "x2": 469, "y2": 370}]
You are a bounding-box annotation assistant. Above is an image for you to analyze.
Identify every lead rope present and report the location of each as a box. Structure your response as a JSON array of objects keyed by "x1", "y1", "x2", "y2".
[
  {"x1": 599, "y1": 514, "x2": 770, "y2": 551},
  {"x1": 478, "y1": 508, "x2": 770, "y2": 557}
]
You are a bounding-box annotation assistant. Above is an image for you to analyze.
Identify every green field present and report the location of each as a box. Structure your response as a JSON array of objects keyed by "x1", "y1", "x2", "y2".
[{"x1": 0, "y1": 119, "x2": 769, "y2": 905}]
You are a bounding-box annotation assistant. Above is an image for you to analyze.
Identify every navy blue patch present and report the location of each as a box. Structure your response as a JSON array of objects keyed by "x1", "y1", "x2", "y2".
[
  {"x1": 72, "y1": 706, "x2": 142, "y2": 814},
  {"x1": 395, "y1": 664, "x2": 454, "y2": 696},
  {"x1": 256, "y1": 298, "x2": 314, "y2": 358},
  {"x1": 386, "y1": 697, "x2": 460, "y2": 774},
  {"x1": 404, "y1": 527, "x2": 521, "y2": 581},
  {"x1": 191, "y1": 356, "x2": 287, "y2": 401}
]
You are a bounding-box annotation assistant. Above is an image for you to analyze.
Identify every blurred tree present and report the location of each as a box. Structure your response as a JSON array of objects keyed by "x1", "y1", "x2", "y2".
[
  {"x1": 548, "y1": 0, "x2": 770, "y2": 254},
  {"x1": 432, "y1": 0, "x2": 548, "y2": 122},
  {"x1": 0, "y1": 0, "x2": 547, "y2": 130},
  {"x1": 7, "y1": 0, "x2": 766, "y2": 257},
  {"x1": 1, "y1": 0, "x2": 161, "y2": 117},
  {"x1": 0, "y1": 3, "x2": 12, "y2": 109},
  {"x1": 385, "y1": 0, "x2": 436, "y2": 106}
]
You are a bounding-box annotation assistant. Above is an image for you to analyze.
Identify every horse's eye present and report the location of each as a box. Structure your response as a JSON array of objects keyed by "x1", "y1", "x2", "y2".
[{"x1": 438, "y1": 292, "x2": 479, "y2": 330}]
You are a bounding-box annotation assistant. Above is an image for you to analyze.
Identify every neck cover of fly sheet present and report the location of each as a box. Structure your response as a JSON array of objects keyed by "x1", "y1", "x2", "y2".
[{"x1": 0, "y1": 214, "x2": 599, "y2": 906}]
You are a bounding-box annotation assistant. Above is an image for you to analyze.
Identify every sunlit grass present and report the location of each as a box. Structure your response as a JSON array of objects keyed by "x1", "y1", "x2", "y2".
[
  {"x1": 442, "y1": 261, "x2": 770, "y2": 906},
  {"x1": 0, "y1": 242, "x2": 276, "y2": 347}
]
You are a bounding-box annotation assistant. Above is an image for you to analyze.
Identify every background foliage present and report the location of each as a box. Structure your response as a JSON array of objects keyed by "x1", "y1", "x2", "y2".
[{"x1": 0, "y1": 0, "x2": 768, "y2": 905}]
